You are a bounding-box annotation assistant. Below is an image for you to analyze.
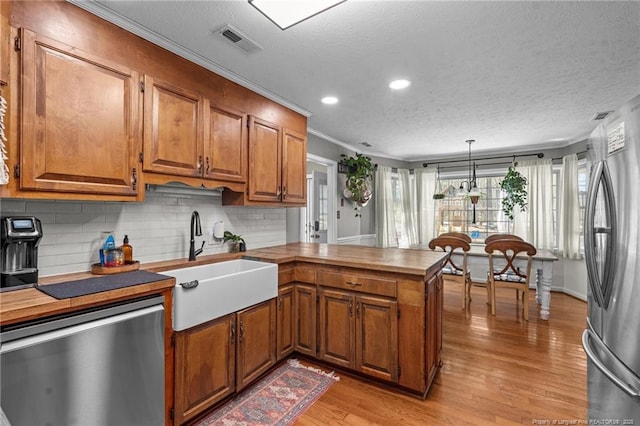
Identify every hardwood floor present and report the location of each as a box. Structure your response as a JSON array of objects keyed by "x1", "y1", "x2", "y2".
[{"x1": 296, "y1": 281, "x2": 588, "y2": 425}]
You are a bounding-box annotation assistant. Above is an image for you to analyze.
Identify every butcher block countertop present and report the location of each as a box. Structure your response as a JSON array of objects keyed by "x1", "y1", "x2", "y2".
[
  {"x1": 248, "y1": 243, "x2": 446, "y2": 277},
  {"x1": 0, "y1": 244, "x2": 445, "y2": 326}
]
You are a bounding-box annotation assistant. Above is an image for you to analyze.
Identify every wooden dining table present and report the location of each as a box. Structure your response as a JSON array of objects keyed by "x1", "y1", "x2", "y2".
[{"x1": 413, "y1": 243, "x2": 559, "y2": 320}]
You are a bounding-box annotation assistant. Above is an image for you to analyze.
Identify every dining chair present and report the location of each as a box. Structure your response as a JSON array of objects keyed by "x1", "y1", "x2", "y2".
[
  {"x1": 439, "y1": 232, "x2": 472, "y2": 243},
  {"x1": 428, "y1": 235, "x2": 472, "y2": 309},
  {"x1": 485, "y1": 239, "x2": 537, "y2": 321},
  {"x1": 483, "y1": 234, "x2": 523, "y2": 245}
]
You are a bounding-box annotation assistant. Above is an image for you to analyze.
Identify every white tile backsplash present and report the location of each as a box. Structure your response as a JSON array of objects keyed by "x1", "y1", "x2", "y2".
[{"x1": 0, "y1": 192, "x2": 286, "y2": 278}]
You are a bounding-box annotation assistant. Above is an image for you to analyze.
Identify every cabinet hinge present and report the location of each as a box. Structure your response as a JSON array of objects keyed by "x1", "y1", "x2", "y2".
[
  {"x1": 169, "y1": 408, "x2": 174, "y2": 421},
  {"x1": 139, "y1": 81, "x2": 145, "y2": 92},
  {"x1": 138, "y1": 152, "x2": 144, "y2": 163},
  {"x1": 13, "y1": 164, "x2": 20, "y2": 178},
  {"x1": 14, "y1": 36, "x2": 21, "y2": 52},
  {"x1": 171, "y1": 334, "x2": 176, "y2": 347}
]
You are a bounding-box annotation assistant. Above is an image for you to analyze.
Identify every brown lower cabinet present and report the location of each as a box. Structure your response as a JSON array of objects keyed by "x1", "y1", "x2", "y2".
[
  {"x1": 174, "y1": 299, "x2": 276, "y2": 425},
  {"x1": 276, "y1": 285, "x2": 295, "y2": 360},
  {"x1": 294, "y1": 284, "x2": 317, "y2": 357},
  {"x1": 318, "y1": 288, "x2": 399, "y2": 383}
]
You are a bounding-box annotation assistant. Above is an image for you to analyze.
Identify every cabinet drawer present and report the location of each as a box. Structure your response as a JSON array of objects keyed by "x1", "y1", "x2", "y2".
[
  {"x1": 317, "y1": 271, "x2": 396, "y2": 298},
  {"x1": 294, "y1": 267, "x2": 316, "y2": 284}
]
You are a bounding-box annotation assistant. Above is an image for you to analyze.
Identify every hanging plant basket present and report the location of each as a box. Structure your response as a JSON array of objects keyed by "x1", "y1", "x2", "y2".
[
  {"x1": 433, "y1": 166, "x2": 445, "y2": 200},
  {"x1": 339, "y1": 153, "x2": 374, "y2": 217},
  {"x1": 500, "y1": 165, "x2": 527, "y2": 220}
]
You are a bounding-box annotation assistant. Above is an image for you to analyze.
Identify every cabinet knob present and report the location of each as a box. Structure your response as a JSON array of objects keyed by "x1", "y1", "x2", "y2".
[
  {"x1": 239, "y1": 320, "x2": 244, "y2": 341},
  {"x1": 356, "y1": 302, "x2": 361, "y2": 318},
  {"x1": 282, "y1": 186, "x2": 287, "y2": 199},
  {"x1": 231, "y1": 324, "x2": 235, "y2": 344},
  {"x1": 205, "y1": 157, "x2": 210, "y2": 175},
  {"x1": 349, "y1": 301, "x2": 353, "y2": 317},
  {"x1": 197, "y1": 156, "x2": 203, "y2": 170}
]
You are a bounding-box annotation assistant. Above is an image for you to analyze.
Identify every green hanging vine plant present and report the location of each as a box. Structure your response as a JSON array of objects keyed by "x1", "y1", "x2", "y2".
[
  {"x1": 500, "y1": 166, "x2": 527, "y2": 220},
  {"x1": 339, "y1": 153, "x2": 374, "y2": 217}
]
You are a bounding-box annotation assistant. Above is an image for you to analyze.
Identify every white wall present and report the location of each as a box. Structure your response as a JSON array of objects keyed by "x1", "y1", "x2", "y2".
[
  {"x1": 559, "y1": 257, "x2": 588, "y2": 300},
  {"x1": 0, "y1": 192, "x2": 286, "y2": 277}
]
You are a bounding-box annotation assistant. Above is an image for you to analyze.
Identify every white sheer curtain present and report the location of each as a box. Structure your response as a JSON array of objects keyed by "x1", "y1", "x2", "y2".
[
  {"x1": 397, "y1": 169, "x2": 418, "y2": 247},
  {"x1": 375, "y1": 166, "x2": 397, "y2": 248},
  {"x1": 513, "y1": 159, "x2": 554, "y2": 250},
  {"x1": 415, "y1": 169, "x2": 437, "y2": 244},
  {"x1": 559, "y1": 154, "x2": 581, "y2": 258}
]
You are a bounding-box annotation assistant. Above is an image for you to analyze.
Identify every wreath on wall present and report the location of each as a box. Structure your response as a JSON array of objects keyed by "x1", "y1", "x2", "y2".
[{"x1": 339, "y1": 153, "x2": 374, "y2": 217}]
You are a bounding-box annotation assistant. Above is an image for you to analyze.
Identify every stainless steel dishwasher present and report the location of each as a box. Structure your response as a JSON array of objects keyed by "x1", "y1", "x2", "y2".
[{"x1": 0, "y1": 296, "x2": 165, "y2": 426}]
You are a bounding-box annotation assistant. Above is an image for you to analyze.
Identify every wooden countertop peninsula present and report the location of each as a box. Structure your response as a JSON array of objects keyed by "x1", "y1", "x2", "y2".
[
  {"x1": 0, "y1": 243, "x2": 446, "y2": 325},
  {"x1": 247, "y1": 243, "x2": 446, "y2": 277}
]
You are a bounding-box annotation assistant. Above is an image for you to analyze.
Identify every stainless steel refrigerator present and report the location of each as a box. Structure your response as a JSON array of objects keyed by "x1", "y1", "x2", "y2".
[{"x1": 582, "y1": 94, "x2": 640, "y2": 422}]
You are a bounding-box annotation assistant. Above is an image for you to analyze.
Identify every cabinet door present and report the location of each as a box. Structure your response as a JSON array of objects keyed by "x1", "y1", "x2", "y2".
[
  {"x1": 276, "y1": 285, "x2": 295, "y2": 360},
  {"x1": 294, "y1": 284, "x2": 317, "y2": 357},
  {"x1": 281, "y1": 128, "x2": 306, "y2": 204},
  {"x1": 143, "y1": 75, "x2": 203, "y2": 177},
  {"x1": 0, "y1": 2, "x2": 9, "y2": 85},
  {"x1": 174, "y1": 315, "x2": 236, "y2": 425},
  {"x1": 204, "y1": 103, "x2": 246, "y2": 182},
  {"x1": 20, "y1": 29, "x2": 141, "y2": 196},
  {"x1": 236, "y1": 299, "x2": 276, "y2": 390},
  {"x1": 318, "y1": 289, "x2": 354, "y2": 369},
  {"x1": 248, "y1": 116, "x2": 282, "y2": 202},
  {"x1": 355, "y1": 295, "x2": 398, "y2": 382}
]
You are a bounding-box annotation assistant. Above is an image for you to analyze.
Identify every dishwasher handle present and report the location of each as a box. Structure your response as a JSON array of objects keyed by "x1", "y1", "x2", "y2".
[{"x1": 0, "y1": 304, "x2": 163, "y2": 355}]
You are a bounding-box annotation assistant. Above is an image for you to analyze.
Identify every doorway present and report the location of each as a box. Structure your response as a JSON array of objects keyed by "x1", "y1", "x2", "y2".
[{"x1": 301, "y1": 154, "x2": 337, "y2": 244}]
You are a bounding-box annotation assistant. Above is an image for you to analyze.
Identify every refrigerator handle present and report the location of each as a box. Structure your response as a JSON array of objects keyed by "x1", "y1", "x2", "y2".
[
  {"x1": 584, "y1": 161, "x2": 605, "y2": 307},
  {"x1": 582, "y1": 329, "x2": 640, "y2": 399},
  {"x1": 599, "y1": 161, "x2": 617, "y2": 309}
]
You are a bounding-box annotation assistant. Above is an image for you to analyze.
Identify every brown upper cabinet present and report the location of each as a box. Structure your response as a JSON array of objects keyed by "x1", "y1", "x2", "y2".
[
  {"x1": 142, "y1": 76, "x2": 247, "y2": 184},
  {"x1": 0, "y1": 2, "x2": 9, "y2": 86},
  {"x1": 142, "y1": 75, "x2": 204, "y2": 178},
  {"x1": 5, "y1": 2, "x2": 307, "y2": 202},
  {"x1": 245, "y1": 116, "x2": 306, "y2": 205},
  {"x1": 204, "y1": 103, "x2": 246, "y2": 183},
  {"x1": 19, "y1": 28, "x2": 142, "y2": 198}
]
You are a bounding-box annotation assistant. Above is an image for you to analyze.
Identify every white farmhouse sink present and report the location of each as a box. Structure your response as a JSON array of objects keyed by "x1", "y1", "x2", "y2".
[{"x1": 163, "y1": 259, "x2": 278, "y2": 331}]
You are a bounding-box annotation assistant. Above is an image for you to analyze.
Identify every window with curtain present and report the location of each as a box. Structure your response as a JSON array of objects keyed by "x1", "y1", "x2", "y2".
[
  {"x1": 375, "y1": 167, "x2": 420, "y2": 248},
  {"x1": 434, "y1": 175, "x2": 511, "y2": 242}
]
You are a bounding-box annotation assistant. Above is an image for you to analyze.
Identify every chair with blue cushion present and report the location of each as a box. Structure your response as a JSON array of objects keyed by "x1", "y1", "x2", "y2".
[
  {"x1": 428, "y1": 235, "x2": 472, "y2": 309},
  {"x1": 485, "y1": 239, "x2": 537, "y2": 321}
]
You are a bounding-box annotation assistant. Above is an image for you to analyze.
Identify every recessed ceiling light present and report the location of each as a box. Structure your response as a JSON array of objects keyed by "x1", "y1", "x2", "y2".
[
  {"x1": 321, "y1": 96, "x2": 338, "y2": 105},
  {"x1": 249, "y1": 0, "x2": 347, "y2": 30},
  {"x1": 389, "y1": 79, "x2": 411, "y2": 90}
]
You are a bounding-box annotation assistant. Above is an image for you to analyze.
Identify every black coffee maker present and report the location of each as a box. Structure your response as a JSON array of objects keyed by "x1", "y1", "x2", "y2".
[{"x1": 1, "y1": 216, "x2": 43, "y2": 291}]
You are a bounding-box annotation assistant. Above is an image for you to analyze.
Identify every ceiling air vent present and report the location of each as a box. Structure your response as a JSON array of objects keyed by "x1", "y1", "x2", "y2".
[
  {"x1": 592, "y1": 111, "x2": 613, "y2": 121},
  {"x1": 361, "y1": 142, "x2": 372, "y2": 147},
  {"x1": 214, "y1": 24, "x2": 262, "y2": 54}
]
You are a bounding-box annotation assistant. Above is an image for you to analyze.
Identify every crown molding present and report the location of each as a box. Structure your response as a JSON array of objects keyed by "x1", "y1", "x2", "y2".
[
  {"x1": 66, "y1": 0, "x2": 312, "y2": 118},
  {"x1": 307, "y1": 127, "x2": 406, "y2": 161}
]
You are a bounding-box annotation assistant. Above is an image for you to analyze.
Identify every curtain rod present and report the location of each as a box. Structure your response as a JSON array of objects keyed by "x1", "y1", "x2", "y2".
[
  {"x1": 422, "y1": 152, "x2": 544, "y2": 168},
  {"x1": 551, "y1": 149, "x2": 589, "y2": 161}
]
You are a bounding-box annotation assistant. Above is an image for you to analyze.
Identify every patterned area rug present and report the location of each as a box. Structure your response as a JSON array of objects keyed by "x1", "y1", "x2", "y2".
[{"x1": 196, "y1": 359, "x2": 339, "y2": 426}]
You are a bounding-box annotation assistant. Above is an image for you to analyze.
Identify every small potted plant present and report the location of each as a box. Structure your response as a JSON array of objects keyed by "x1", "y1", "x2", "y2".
[
  {"x1": 500, "y1": 165, "x2": 527, "y2": 220},
  {"x1": 339, "y1": 153, "x2": 374, "y2": 217},
  {"x1": 223, "y1": 231, "x2": 245, "y2": 253}
]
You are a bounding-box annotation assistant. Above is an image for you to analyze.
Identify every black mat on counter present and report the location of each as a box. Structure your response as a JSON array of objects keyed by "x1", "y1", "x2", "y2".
[{"x1": 36, "y1": 270, "x2": 172, "y2": 299}]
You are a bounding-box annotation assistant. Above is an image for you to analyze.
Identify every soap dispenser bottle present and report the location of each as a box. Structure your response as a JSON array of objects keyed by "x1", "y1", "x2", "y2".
[{"x1": 121, "y1": 235, "x2": 133, "y2": 264}]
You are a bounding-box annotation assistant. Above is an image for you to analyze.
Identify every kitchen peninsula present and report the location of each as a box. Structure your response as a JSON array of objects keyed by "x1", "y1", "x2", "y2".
[{"x1": 0, "y1": 243, "x2": 446, "y2": 425}]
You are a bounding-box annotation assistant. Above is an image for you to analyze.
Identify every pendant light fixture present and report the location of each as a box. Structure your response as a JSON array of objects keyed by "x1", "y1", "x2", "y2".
[{"x1": 458, "y1": 139, "x2": 481, "y2": 223}]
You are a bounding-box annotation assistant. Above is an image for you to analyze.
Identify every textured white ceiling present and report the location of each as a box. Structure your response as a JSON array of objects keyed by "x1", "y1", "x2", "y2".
[{"x1": 84, "y1": 0, "x2": 640, "y2": 161}]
